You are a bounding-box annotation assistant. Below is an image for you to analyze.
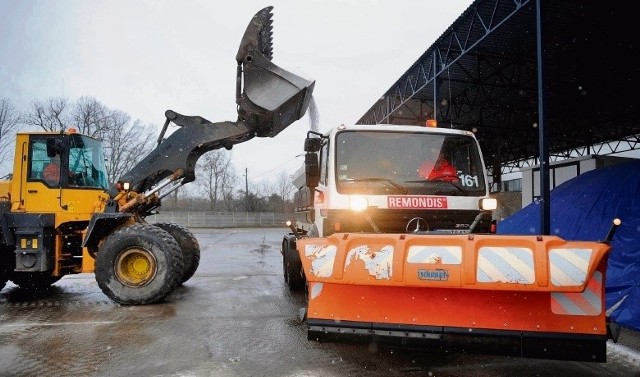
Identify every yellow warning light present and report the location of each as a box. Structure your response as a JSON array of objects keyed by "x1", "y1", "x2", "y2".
[
  {"x1": 426, "y1": 119, "x2": 438, "y2": 127},
  {"x1": 68, "y1": 127, "x2": 77, "y2": 134}
]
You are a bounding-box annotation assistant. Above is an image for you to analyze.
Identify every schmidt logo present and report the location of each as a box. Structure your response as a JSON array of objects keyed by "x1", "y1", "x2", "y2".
[{"x1": 418, "y1": 269, "x2": 449, "y2": 281}]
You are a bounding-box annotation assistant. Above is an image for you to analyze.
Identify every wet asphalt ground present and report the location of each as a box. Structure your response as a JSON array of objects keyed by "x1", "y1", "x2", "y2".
[{"x1": 1, "y1": 227, "x2": 639, "y2": 377}]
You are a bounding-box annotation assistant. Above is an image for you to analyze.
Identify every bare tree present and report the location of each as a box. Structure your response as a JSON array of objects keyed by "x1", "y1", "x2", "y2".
[
  {"x1": 238, "y1": 190, "x2": 263, "y2": 212},
  {"x1": 220, "y1": 165, "x2": 238, "y2": 211},
  {"x1": 0, "y1": 98, "x2": 21, "y2": 169},
  {"x1": 8, "y1": 96, "x2": 157, "y2": 186},
  {"x1": 24, "y1": 97, "x2": 69, "y2": 132},
  {"x1": 253, "y1": 175, "x2": 293, "y2": 213},
  {"x1": 102, "y1": 111, "x2": 155, "y2": 184},
  {"x1": 196, "y1": 150, "x2": 237, "y2": 211},
  {"x1": 70, "y1": 96, "x2": 109, "y2": 138},
  {"x1": 221, "y1": 190, "x2": 236, "y2": 211},
  {"x1": 274, "y1": 171, "x2": 293, "y2": 213},
  {"x1": 69, "y1": 99, "x2": 156, "y2": 185}
]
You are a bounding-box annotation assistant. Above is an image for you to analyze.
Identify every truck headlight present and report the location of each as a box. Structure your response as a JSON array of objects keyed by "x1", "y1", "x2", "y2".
[
  {"x1": 480, "y1": 198, "x2": 497, "y2": 210},
  {"x1": 349, "y1": 197, "x2": 368, "y2": 212}
]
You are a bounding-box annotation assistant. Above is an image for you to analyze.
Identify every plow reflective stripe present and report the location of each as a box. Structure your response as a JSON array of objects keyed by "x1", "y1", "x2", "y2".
[
  {"x1": 476, "y1": 247, "x2": 535, "y2": 284},
  {"x1": 549, "y1": 248, "x2": 592, "y2": 286},
  {"x1": 407, "y1": 246, "x2": 462, "y2": 264},
  {"x1": 305, "y1": 244, "x2": 337, "y2": 277},
  {"x1": 551, "y1": 271, "x2": 602, "y2": 315}
]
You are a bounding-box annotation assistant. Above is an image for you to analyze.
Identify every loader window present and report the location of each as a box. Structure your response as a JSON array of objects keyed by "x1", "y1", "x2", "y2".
[
  {"x1": 28, "y1": 136, "x2": 109, "y2": 190},
  {"x1": 68, "y1": 135, "x2": 109, "y2": 190},
  {"x1": 28, "y1": 139, "x2": 52, "y2": 182}
]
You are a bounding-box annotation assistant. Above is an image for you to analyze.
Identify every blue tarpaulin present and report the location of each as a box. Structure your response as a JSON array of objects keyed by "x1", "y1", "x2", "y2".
[{"x1": 497, "y1": 159, "x2": 640, "y2": 331}]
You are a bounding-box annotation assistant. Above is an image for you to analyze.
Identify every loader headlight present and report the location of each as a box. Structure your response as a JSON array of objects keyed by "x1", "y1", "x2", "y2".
[
  {"x1": 123, "y1": 182, "x2": 130, "y2": 191},
  {"x1": 480, "y1": 198, "x2": 497, "y2": 210},
  {"x1": 349, "y1": 197, "x2": 368, "y2": 212}
]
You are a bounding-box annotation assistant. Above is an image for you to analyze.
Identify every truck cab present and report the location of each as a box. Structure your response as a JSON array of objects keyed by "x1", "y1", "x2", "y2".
[
  {"x1": 291, "y1": 124, "x2": 496, "y2": 237},
  {"x1": 282, "y1": 123, "x2": 614, "y2": 363}
]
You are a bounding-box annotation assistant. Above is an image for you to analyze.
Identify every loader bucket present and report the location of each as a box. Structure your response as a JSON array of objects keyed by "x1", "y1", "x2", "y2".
[
  {"x1": 236, "y1": 6, "x2": 315, "y2": 137},
  {"x1": 298, "y1": 233, "x2": 612, "y2": 362}
]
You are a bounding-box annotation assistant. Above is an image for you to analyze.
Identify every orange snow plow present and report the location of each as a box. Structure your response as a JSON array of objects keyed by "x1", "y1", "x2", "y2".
[{"x1": 297, "y1": 233, "x2": 612, "y2": 362}]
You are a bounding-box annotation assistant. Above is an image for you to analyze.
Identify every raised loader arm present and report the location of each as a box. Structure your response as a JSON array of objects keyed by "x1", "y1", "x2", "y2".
[
  {"x1": 110, "y1": 6, "x2": 315, "y2": 214},
  {"x1": 79, "y1": 7, "x2": 313, "y2": 306}
]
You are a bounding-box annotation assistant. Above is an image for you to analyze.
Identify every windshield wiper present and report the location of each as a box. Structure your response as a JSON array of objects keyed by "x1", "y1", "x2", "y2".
[
  {"x1": 345, "y1": 177, "x2": 408, "y2": 194},
  {"x1": 404, "y1": 179, "x2": 466, "y2": 194}
]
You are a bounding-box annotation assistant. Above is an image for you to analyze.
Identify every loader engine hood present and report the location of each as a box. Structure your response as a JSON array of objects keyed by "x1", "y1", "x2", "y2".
[{"x1": 112, "y1": 6, "x2": 315, "y2": 199}]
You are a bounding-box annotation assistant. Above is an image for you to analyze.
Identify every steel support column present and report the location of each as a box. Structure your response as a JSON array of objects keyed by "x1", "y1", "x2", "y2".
[{"x1": 536, "y1": 0, "x2": 550, "y2": 234}]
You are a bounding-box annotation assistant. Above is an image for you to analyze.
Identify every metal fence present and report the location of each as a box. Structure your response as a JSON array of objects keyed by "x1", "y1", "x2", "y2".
[{"x1": 146, "y1": 211, "x2": 290, "y2": 228}]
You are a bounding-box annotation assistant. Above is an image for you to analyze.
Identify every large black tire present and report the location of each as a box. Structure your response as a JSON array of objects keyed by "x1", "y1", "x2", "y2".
[
  {"x1": 10, "y1": 272, "x2": 62, "y2": 292},
  {"x1": 95, "y1": 224, "x2": 184, "y2": 305},
  {"x1": 154, "y1": 222, "x2": 200, "y2": 284},
  {"x1": 284, "y1": 238, "x2": 305, "y2": 291}
]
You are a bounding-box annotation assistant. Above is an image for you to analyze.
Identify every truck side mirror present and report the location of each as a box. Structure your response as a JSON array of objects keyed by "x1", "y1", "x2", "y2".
[
  {"x1": 304, "y1": 137, "x2": 322, "y2": 152},
  {"x1": 305, "y1": 152, "x2": 319, "y2": 188}
]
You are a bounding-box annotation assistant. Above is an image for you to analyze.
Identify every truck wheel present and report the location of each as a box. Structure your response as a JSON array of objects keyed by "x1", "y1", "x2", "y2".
[
  {"x1": 10, "y1": 272, "x2": 62, "y2": 292},
  {"x1": 154, "y1": 222, "x2": 200, "y2": 285},
  {"x1": 285, "y1": 241, "x2": 305, "y2": 291},
  {"x1": 95, "y1": 224, "x2": 184, "y2": 305}
]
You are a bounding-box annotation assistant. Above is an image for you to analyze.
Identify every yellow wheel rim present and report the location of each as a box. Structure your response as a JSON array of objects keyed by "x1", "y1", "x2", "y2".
[{"x1": 115, "y1": 248, "x2": 157, "y2": 287}]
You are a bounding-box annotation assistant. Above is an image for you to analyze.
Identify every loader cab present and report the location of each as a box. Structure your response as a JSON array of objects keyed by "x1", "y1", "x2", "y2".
[
  {"x1": 30, "y1": 135, "x2": 108, "y2": 190},
  {"x1": 11, "y1": 131, "x2": 109, "y2": 214}
]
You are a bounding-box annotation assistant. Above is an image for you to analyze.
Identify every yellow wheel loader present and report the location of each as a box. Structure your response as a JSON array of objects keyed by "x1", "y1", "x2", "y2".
[{"x1": 0, "y1": 6, "x2": 314, "y2": 305}]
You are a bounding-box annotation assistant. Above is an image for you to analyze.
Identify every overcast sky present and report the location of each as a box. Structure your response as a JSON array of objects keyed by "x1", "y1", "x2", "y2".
[{"x1": 0, "y1": 0, "x2": 473, "y2": 183}]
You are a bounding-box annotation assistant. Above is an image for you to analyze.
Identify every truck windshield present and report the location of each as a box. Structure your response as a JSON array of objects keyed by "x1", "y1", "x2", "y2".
[
  {"x1": 68, "y1": 134, "x2": 109, "y2": 190},
  {"x1": 335, "y1": 130, "x2": 486, "y2": 196}
]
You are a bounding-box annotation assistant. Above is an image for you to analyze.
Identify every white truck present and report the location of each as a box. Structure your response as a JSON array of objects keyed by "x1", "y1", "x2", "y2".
[
  {"x1": 280, "y1": 123, "x2": 615, "y2": 362},
  {"x1": 282, "y1": 123, "x2": 497, "y2": 289}
]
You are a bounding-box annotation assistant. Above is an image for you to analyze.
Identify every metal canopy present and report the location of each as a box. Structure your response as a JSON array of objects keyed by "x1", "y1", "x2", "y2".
[{"x1": 357, "y1": 0, "x2": 638, "y2": 179}]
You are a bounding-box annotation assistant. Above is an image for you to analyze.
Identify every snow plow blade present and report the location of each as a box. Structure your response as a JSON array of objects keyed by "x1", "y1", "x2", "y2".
[{"x1": 298, "y1": 233, "x2": 611, "y2": 362}]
